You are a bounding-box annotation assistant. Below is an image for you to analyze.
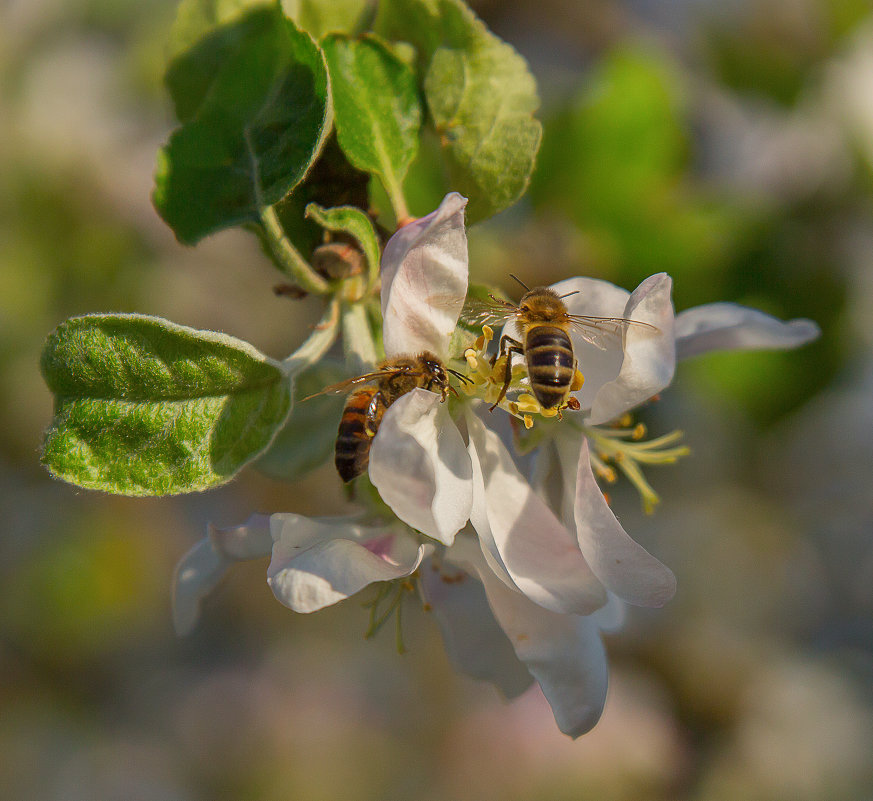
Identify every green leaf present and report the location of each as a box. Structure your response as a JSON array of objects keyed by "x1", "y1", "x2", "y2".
[
  {"x1": 41, "y1": 315, "x2": 292, "y2": 495},
  {"x1": 290, "y1": 0, "x2": 371, "y2": 38},
  {"x1": 166, "y1": 0, "x2": 278, "y2": 64},
  {"x1": 167, "y1": 0, "x2": 370, "y2": 63},
  {"x1": 305, "y1": 202, "x2": 381, "y2": 282},
  {"x1": 154, "y1": 5, "x2": 332, "y2": 244},
  {"x1": 256, "y1": 361, "x2": 346, "y2": 480},
  {"x1": 375, "y1": 0, "x2": 542, "y2": 222},
  {"x1": 321, "y1": 34, "x2": 422, "y2": 219}
]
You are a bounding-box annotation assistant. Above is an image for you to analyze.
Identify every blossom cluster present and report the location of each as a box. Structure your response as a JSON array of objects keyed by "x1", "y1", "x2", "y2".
[{"x1": 173, "y1": 193, "x2": 819, "y2": 737}]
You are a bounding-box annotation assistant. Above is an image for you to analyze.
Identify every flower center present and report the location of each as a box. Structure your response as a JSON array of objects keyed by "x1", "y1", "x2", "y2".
[{"x1": 459, "y1": 325, "x2": 585, "y2": 427}]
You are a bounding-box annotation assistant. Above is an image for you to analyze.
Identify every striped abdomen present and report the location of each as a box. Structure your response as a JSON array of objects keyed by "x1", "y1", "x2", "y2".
[
  {"x1": 524, "y1": 325, "x2": 575, "y2": 409},
  {"x1": 335, "y1": 388, "x2": 386, "y2": 483}
]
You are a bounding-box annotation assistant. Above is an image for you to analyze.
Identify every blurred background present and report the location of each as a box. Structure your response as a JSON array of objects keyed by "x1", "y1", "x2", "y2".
[{"x1": 2, "y1": 0, "x2": 872, "y2": 798}]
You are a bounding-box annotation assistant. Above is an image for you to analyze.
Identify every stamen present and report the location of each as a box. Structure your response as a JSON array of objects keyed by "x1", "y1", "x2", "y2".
[{"x1": 583, "y1": 420, "x2": 690, "y2": 514}]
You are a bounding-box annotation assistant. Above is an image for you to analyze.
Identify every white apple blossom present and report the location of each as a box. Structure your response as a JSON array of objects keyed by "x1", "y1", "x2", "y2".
[
  {"x1": 365, "y1": 192, "x2": 674, "y2": 618},
  {"x1": 170, "y1": 193, "x2": 818, "y2": 739}
]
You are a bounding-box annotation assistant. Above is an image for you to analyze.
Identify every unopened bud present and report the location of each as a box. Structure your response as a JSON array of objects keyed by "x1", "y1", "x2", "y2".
[{"x1": 311, "y1": 242, "x2": 366, "y2": 281}]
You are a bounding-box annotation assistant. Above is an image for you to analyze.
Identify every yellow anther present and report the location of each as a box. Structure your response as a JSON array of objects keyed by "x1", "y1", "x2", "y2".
[
  {"x1": 508, "y1": 401, "x2": 519, "y2": 415},
  {"x1": 523, "y1": 415, "x2": 534, "y2": 429},
  {"x1": 482, "y1": 324, "x2": 494, "y2": 341},
  {"x1": 570, "y1": 369, "x2": 585, "y2": 392},
  {"x1": 540, "y1": 407, "x2": 558, "y2": 418},
  {"x1": 464, "y1": 347, "x2": 478, "y2": 369},
  {"x1": 632, "y1": 422, "x2": 647, "y2": 440},
  {"x1": 615, "y1": 413, "x2": 633, "y2": 428}
]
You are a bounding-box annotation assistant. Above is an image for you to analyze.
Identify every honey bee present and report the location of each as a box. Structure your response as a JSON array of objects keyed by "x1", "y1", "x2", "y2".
[
  {"x1": 307, "y1": 353, "x2": 467, "y2": 483},
  {"x1": 463, "y1": 275, "x2": 658, "y2": 411}
]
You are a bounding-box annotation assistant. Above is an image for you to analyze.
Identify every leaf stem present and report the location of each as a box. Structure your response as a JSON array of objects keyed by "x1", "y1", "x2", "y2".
[
  {"x1": 342, "y1": 302, "x2": 379, "y2": 372},
  {"x1": 381, "y1": 172, "x2": 411, "y2": 226},
  {"x1": 281, "y1": 298, "x2": 340, "y2": 375},
  {"x1": 260, "y1": 205, "x2": 331, "y2": 294}
]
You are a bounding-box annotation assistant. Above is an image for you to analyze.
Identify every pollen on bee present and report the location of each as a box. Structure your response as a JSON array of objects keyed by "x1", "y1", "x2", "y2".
[{"x1": 570, "y1": 369, "x2": 585, "y2": 392}]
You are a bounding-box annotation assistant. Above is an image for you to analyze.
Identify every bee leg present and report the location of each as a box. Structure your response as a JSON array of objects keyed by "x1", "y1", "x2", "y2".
[
  {"x1": 489, "y1": 337, "x2": 524, "y2": 411},
  {"x1": 364, "y1": 391, "x2": 387, "y2": 437}
]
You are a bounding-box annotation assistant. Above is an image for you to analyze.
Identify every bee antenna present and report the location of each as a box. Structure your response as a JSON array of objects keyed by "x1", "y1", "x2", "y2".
[
  {"x1": 559, "y1": 290, "x2": 580, "y2": 299},
  {"x1": 509, "y1": 274, "x2": 531, "y2": 292},
  {"x1": 447, "y1": 368, "x2": 473, "y2": 385}
]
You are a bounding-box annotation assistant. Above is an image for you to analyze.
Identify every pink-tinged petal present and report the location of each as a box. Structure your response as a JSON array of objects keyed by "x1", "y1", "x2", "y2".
[
  {"x1": 420, "y1": 556, "x2": 533, "y2": 699},
  {"x1": 558, "y1": 437, "x2": 677, "y2": 607},
  {"x1": 268, "y1": 515, "x2": 431, "y2": 613},
  {"x1": 172, "y1": 515, "x2": 273, "y2": 636},
  {"x1": 381, "y1": 192, "x2": 468, "y2": 359},
  {"x1": 369, "y1": 389, "x2": 472, "y2": 545},
  {"x1": 465, "y1": 408, "x2": 607, "y2": 615},
  {"x1": 675, "y1": 302, "x2": 821, "y2": 360},
  {"x1": 588, "y1": 273, "x2": 676, "y2": 425},
  {"x1": 454, "y1": 537, "x2": 609, "y2": 738}
]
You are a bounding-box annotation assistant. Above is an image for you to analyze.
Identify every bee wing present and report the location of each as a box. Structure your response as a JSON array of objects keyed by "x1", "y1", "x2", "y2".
[
  {"x1": 460, "y1": 295, "x2": 519, "y2": 328},
  {"x1": 566, "y1": 315, "x2": 659, "y2": 350},
  {"x1": 300, "y1": 369, "x2": 400, "y2": 402}
]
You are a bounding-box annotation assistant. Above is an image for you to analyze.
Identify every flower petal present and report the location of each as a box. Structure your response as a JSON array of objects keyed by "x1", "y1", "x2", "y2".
[
  {"x1": 420, "y1": 555, "x2": 533, "y2": 699},
  {"x1": 268, "y1": 514, "x2": 431, "y2": 612},
  {"x1": 369, "y1": 389, "x2": 472, "y2": 545},
  {"x1": 454, "y1": 536, "x2": 609, "y2": 738},
  {"x1": 172, "y1": 515, "x2": 273, "y2": 636},
  {"x1": 587, "y1": 273, "x2": 676, "y2": 425},
  {"x1": 465, "y1": 408, "x2": 607, "y2": 615},
  {"x1": 675, "y1": 302, "x2": 821, "y2": 360},
  {"x1": 557, "y1": 437, "x2": 677, "y2": 607},
  {"x1": 380, "y1": 192, "x2": 469, "y2": 359}
]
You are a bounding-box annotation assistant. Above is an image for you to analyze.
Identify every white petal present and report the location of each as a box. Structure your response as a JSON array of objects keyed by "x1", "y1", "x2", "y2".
[
  {"x1": 587, "y1": 273, "x2": 676, "y2": 425},
  {"x1": 172, "y1": 515, "x2": 273, "y2": 636},
  {"x1": 455, "y1": 537, "x2": 609, "y2": 738},
  {"x1": 420, "y1": 556, "x2": 533, "y2": 699},
  {"x1": 675, "y1": 302, "x2": 821, "y2": 360},
  {"x1": 268, "y1": 514, "x2": 431, "y2": 613},
  {"x1": 369, "y1": 389, "x2": 472, "y2": 545},
  {"x1": 380, "y1": 192, "x2": 469, "y2": 358},
  {"x1": 465, "y1": 408, "x2": 607, "y2": 615},
  {"x1": 558, "y1": 437, "x2": 677, "y2": 607}
]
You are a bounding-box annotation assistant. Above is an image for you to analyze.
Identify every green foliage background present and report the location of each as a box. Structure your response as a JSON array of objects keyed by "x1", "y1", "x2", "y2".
[{"x1": 2, "y1": 0, "x2": 872, "y2": 799}]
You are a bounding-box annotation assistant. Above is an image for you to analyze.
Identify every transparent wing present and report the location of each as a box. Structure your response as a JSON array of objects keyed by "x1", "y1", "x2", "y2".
[
  {"x1": 567, "y1": 315, "x2": 659, "y2": 350},
  {"x1": 300, "y1": 369, "x2": 400, "y2": 402},
  {"x1": 460, "y1": 295, "x2": 519, "y2": 328}
]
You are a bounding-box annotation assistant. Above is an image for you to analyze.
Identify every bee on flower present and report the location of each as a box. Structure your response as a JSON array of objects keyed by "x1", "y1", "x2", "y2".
[{"x1": 172, "y1": 193, "x2": 819, "y2": 738}]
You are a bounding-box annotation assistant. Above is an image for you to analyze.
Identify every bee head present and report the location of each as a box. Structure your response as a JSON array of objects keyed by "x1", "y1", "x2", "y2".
[
  {"x1": 419, "y1": 352, "x2": 448, "y2": 390},
  {"x1": 519, "y1": 288, "x2": 567, "y2": 322}
]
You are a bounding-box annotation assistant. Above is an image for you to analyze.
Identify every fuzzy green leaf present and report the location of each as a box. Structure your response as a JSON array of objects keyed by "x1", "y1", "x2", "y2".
[
  {"x1": 41, "y1": 315, "x2": 292, "y2": 495},
  {"x1": 154, "y1": 5, "x2": 332, "y2": 244},
  {"x1": 321, "y1": 34, "x2": 421, "y2": 216},
  {"x1": 255, "y1": 361, "x2": 346, "y2": 480},
  {"x1": 375, "y1": 0, "x2": 541, "y2": 222}
]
